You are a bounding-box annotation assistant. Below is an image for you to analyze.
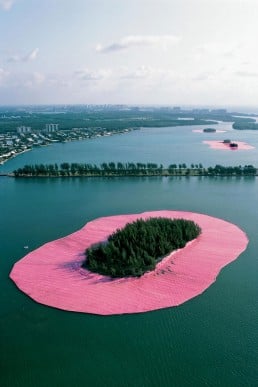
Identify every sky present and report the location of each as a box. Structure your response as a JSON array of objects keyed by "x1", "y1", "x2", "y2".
[{"x1": 1, "y1": 0, "x2": 258, "y2": 106}]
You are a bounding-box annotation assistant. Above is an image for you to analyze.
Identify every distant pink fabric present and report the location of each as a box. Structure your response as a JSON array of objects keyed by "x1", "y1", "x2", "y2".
[
  {"x1": 10, "y1": 211, "x2": 248, "y2": 315},
  {"x1": 192, "y1": 129, "x2": 226, "y2": 133},
  {"x1": 203, "y1": 140, "x2": 254, "y2": 150}
]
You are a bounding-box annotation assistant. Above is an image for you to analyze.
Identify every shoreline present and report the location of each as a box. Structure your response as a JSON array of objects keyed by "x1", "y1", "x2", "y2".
[
  {"x1": 0, "y1": 148, "x2": 32, "y2": 166},
  {"x1": 0, "y1": 128, "x2": 134, "y2": 167}
]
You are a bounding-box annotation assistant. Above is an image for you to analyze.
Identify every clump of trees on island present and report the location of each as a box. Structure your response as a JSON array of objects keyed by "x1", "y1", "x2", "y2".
[
  {"x1": 233, "y1": 122, "x2": 258, "y2": 130},
  {"x1": 206, "y1": 164, "x2": 256, "y2": 175},
  {"x1": 12, "y1": 162, "x2": 257, "y2": 177},
  {"x1": 222, "y1": 139, "x2": 238, "y2": 148},
  {"x1": 82, "y1": 217, "x2": 201, "y2": 278}
]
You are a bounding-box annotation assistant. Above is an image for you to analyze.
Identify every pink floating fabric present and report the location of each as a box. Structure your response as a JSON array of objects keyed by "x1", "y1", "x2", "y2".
[
  {"x1": 192, "y1": 129, "x2": 226, "y2": 133},
  {"x1": 10, "y1": 211, "x2": 248, "y2": 315},
  {"x1": 203, "y1": 140, "x2": 254, "y2": 150}
]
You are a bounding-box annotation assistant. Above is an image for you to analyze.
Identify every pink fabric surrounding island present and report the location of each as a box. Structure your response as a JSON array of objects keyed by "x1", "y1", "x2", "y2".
[
  {"x1": 193, "y1": 129, "x2": 226, "y2": 133},
  {"x1": 203, "y1": 140, "x2": 254, "y2": 150},
  {"x1": 10, "y1": 211, "x2": 248, "y2": 315}
]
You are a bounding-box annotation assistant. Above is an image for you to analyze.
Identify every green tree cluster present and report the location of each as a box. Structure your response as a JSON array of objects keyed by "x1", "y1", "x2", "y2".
[
  {"x1": 83, "y1": 217, "x2": 201, "y2": 278},
  {"x1": 13, "y1": 162, "x2": 257, "y2": 177},
  {"x1": 207, "y1": 164, "x2": 256, "y2": 176},
  {"x1": 233, "y1": 122, "x2": 258, "y2": 130},
  {"x1": 13, "y1": 162, "x2": 164, "y2": 176}
]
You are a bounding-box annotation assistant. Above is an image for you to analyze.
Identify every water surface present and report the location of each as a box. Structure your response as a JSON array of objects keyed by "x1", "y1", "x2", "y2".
[
  {"x1": 1, "y1": 122, "x2": 258, "y2": 387},
  {"x1": 1, "y1": 122, "x2": 258, "y2": 173},
  {"x1": 1, "y1": 175, "x2": 257, "y2": 387}
]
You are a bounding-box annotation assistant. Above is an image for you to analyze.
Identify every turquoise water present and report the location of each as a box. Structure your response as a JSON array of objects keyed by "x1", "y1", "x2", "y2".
[
  {"x1": 1, "y1": 123, "x2": 258, "y2": 173},
  {"x1": 1, "y1": 126, "x2": 258, "y2": 386}
]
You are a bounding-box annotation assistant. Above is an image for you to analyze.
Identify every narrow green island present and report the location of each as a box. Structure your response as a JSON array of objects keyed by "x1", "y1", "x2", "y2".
[
  {"x1": 83, "y1": 217, "x2": 201, "y2": 277},
  {"x1": 10, "y1": 162, "x2": 258, "y2": 177}
]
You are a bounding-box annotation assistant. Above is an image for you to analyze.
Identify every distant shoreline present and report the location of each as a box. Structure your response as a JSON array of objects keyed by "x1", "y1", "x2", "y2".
[{"x1": 0, "y1": 148, "x2": 32, "y2": 167}]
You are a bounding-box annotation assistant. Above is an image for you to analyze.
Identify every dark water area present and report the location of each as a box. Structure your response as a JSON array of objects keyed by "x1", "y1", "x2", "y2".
[{"x1": 1, "y1": 124, "x2": 258, "y2": 386}]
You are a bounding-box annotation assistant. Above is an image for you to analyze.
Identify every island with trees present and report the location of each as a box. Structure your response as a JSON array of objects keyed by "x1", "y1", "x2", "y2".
[
  {"x1": 10, "y1": 210, "x2": 249, "y2": 314},
  {"x1": 229, "y1": 143, "x2": 238, "y2": 148},
  {"x1": 83, "y1": 217, "x2": 201, "y2": 277},
  {"x1": 203, "y1": 128, "x2": 216, "y2": 133},
  {"x1": 202, "y1": 139, "x2": 254, "y2": 151},
  {"x1": 233, "y1": 122, "x2": 258, "y2": 130},
  {"x1": 11, "y1": 162, "x2": 257, "y2": 177},
  {"x1": 222, "y1": 139, "x2": 238, "y2": 148}
]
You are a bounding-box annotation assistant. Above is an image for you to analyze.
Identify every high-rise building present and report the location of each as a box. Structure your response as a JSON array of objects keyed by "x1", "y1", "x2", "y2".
[
  {"x1": 17, "y1": 126, "x2": 32, "y2": 133},
  {"x1": 45, "y1": 123, "x2": 59, "y2": 132}
]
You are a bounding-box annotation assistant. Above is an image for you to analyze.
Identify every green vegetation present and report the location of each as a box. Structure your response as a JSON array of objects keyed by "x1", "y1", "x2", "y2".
[
  {"x1": 0, "y1": 106, "x2": 256, "y2": 134},
  {"x1": 232, "y1": 122, "x2": 258, "y2": 130},
  {"x1": 0, "y1": 107, "x2": 217, "y2": 133},
  {"x1": 83, "y1": 217, "x2": 201, "y2": 277},
  {"x1": 12, "y1": 162, "x2": 257, "y2": 177},
  {"x1": 222, "y1": 139, "x2": 238, "y2": 147},
  {"x1": 207, "y1": 164, "x2": 256, "y2": 175},
  {"x1": 1, "y1": 107, "x2": 256, "y2": 165}
]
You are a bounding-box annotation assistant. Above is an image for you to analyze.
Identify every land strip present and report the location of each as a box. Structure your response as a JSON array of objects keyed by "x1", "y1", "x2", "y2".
[
  {"x1": 9, "y1": 163, "x2": 258, "y2": 177},
  {"x1": 1, "y1": 105, "x2": 257, "y2": 165}
]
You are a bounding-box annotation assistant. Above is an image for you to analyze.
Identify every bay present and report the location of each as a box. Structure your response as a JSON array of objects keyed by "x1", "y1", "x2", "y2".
[
  {"x1": 0, "y1": 124, "x2": 258, "y2": 387},
  {"x1": 1, "y1": 123, "x2": 258, "y2": 174}
]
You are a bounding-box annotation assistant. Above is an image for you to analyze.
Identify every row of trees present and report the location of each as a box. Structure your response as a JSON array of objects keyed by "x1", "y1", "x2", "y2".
[
  {"x1": 13, "y1": 162, "x2": 163, "y2": 176},
  {"x1": 13, "y1": 162, "x2": 257, "y2": 177},
  {"x1": 206, "y1": 164, "x2": 257, "y2": 176},
  {"x1": 12, "y1": 162, "x2": 196, "y2": 176},
  {"x1": 83, "y1": 217, "x2": 201, "y2": 278}
]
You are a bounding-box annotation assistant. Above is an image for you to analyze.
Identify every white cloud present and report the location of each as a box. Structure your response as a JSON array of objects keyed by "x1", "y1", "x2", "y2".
[
  {"x1": 75, "y1": 68, "x2": 111, "y2": 81},
  {"x1": 1, "y1": 71, "x2": 45, "y2": 89},
  {"x1": 74, "y1": 65, "x2": 176, "y2": 85},
  {"x1": 0, "y1": 67, "x2": 9, "y2": 84},
  {"x1": 0, "y1": 0, "x2": 14, "y2": 11},
  {"x1": 120, "y1": 65, "x2": 154, "y2": 79},
  {"x1": 18, "y1": 72, "x2": 45, "y2": 88},
  {"x1": 7, "y1": 55, "x2": 20, "y2": 62},
  {"x1": 8, "y1": 48, "x2": 39, "y2": 63},
  {"x1": 119, "y1": 65, "x2": 175, "y2": 81},
  {"x1": 96, "y1": 35, "x2": 181, "y2": 53},
  {"x1": 32, "y1": 72, "x2": 45, "y2": 84},
  {"x1": 235, "y1": 70, "x2": 258, "y2": 78},
  {"x1": 195, "y1": 43, "x2": 239, "y2": 59},
  {"x1": 192, "y1": 67, "x2": 226, "y2": 82},
  {"x1": 24, "y1": 48, "x2": 39, "y2": 61}
]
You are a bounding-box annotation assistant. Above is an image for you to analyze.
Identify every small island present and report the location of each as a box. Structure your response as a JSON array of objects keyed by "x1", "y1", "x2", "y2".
[
  {"x1": 9, "y1": 211, "x2": 249, "y2": 315},
  {"x1": 83, "y1": 217, "x2": 201, "y2": 277},
  {"x1": 203, "y1": 140, "x2": 254, "y2": 151},
  {"x1": 222, "y1": 139, "x2": 238, "y2": 148},
  {"x1": 229, "y1": 142, "x2": 238, "y2": 148},
  {"x1": 203, "y1": 128, "x2": 216, "y2": 133}
]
